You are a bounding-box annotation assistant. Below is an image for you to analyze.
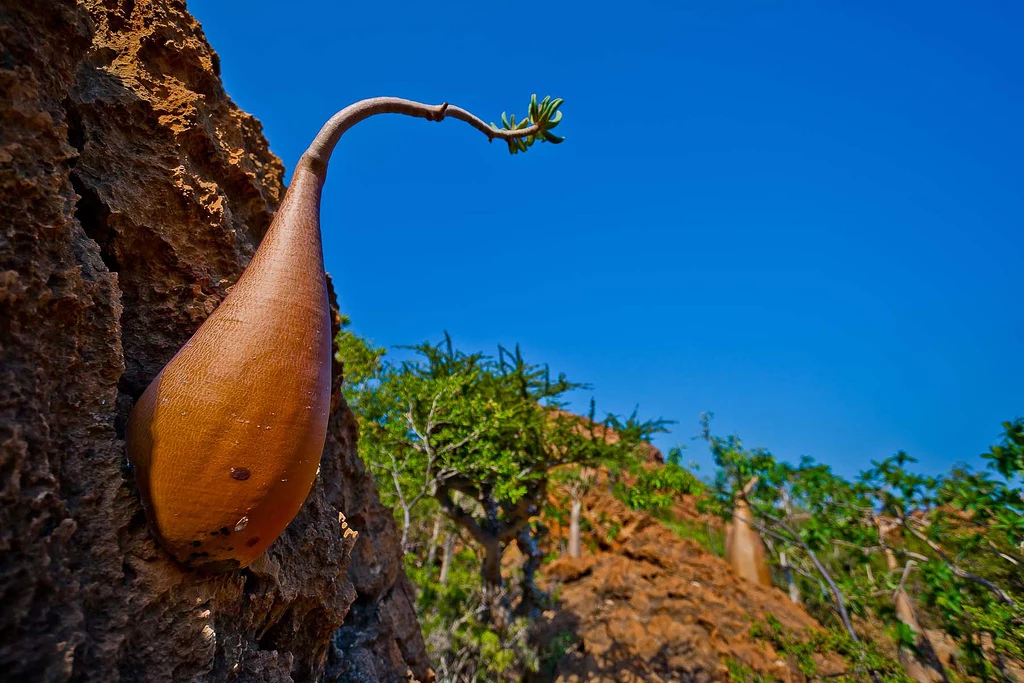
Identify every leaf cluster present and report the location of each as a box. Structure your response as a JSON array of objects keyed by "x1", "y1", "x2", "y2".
[
  {"x1": 493, "y1": 94, "x2": 565, "y2": 154},
  {"x1": 350, "y1": 332, "x2": 668, "y2": 510},
  {"x1": 616, "y1": 460, "x2": 703, "y2": 515},
  {"x1": 334, "y1": 314, "x2": 386, "y2": 399}
]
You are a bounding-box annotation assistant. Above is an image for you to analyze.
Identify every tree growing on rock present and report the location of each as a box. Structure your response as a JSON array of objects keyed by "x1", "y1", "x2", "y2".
[
  {"x1": 338, "y1": 328, "x2": 667, "y2": 623},
  {"x1": 725, "y1": 476, "x2": 773, "y2": 587},
  {"x1": 698, "y1": 414, "x2": 1024, "y2": 682},
  {"x1": 699, "y1": 415, "x2": 777, "y2": 589}
]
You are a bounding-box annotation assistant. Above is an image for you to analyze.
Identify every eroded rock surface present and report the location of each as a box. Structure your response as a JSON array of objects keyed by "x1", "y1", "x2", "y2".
[{"x1": 0, "y1": 0, "x2": 427, "y2": 680}]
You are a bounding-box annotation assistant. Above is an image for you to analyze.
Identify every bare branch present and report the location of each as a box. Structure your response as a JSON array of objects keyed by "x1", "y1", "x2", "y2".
[
  {"x1": 749, "y1": 504, "x2": 860, "y2": 642},
  {"x1": 303, "y1": 97, "x2": 542, "y2": 171},
  {"x1": 831, "y1": 538, "x2": 886, "y2": 555},
  {"x1": 896, "y1": 560, "x2": 916, "y2": 598},
  {"x1": 902, "y1": 522, "x2": 1016, "y2": 606},
  {"x1": 436, "y1": 427, "x2": 486, "y2": 457}
]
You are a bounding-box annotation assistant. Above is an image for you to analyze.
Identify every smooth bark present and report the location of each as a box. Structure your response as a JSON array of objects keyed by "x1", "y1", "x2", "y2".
[
  {"x1": 568, "y1": 498, "x2": 582, "y2": 558},
  {"x1": 439, "y1": 532, "x2": 455, "y2": 585}
]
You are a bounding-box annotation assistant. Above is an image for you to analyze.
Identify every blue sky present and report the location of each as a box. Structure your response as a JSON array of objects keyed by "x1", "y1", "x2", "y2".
[{"x1": 189, "y1": 1, "x2": 1022, "y2": 478}]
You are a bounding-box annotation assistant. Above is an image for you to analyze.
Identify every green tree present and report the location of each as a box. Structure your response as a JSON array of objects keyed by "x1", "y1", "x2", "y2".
[
  {"x1": 697, "y1": 414, "x2": 1024, "y2": 682},
  {"x1": 340, "y1": 329, "x2": 667, "y2": 623}
]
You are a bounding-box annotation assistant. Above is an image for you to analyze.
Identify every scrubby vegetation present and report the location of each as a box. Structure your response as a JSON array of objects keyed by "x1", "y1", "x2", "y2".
[
  {"x1": 337, "y1": 317, "x2": 1022, "y2": 681},
  {"x1": 701, "y1": 413, "x2": 1024, "y2": 682},
  {"x1": 337, "y1": 319, "x2": 668, "y2": 676}
]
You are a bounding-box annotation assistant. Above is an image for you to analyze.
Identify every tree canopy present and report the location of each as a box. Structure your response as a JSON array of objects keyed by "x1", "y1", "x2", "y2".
[{"x1": 337, "y1": 322, "x2": 668, "y2": 622}]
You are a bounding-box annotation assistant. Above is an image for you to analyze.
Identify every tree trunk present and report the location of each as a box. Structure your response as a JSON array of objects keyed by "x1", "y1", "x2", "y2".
[
  {"x1": 780, "y1": 552, "x2": 800, "y2": 604},
  {"x1": 481, "y1": 540, "x2": 504, "y2": 590},
  {"x1": 886, "y1": 550, "x2": 948, "y2": 683},
  {"x1": 725, "y1": 494, "x2": 772, "y2": 587},
  {"x1": 516, "y1": 524, "x2": 548, "y2": 617},
  {"x1": 400, "y1": 506, "x2": 411, "y2": 551},
  {"x1": 568, "y1": 498, "x2": 583, "y2": 558},
  {"x1": 439, "y1": 532, "x2": 455, "y2": 585},
  {"x1": 481, "y1": 539, "x2": 510, "y2": 628},
  {"x1": 427, "y1": 512, "x2": 442, "y2": 567}
]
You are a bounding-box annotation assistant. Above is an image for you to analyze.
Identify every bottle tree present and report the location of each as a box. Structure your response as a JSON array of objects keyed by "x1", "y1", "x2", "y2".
[{"x1": 698, "y1": 414, "x2": 1024, "y2": 682}]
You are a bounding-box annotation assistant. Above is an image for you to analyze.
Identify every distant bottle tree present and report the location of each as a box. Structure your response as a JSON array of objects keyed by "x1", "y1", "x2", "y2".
[{"x1": 698, "y1": 414, "x2": 1024, "y2": 682}]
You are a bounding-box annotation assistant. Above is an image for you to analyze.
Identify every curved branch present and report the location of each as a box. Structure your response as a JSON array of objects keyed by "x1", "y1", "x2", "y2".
[
  {"x1": 752, "y1": 505, "x2": 860, "y2": 642},
  {"x1": 436, "y1": 482, "x2": 492, "y2": 547},
  {"x1": 895, "y1": 559, "x2": 916, "y2": 597},
  {"x1": 302, "y1": 97, "x2": 541, "y2": 171},
  {"x1": 902, "y1": 522, "x2": 1016, "y2": 606}
]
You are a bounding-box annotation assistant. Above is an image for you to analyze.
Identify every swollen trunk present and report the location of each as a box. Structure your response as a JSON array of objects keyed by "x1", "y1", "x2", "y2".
[
  {"x1": 126, "y1": 162, "x2": 331, "y2": 571},
  {"x1": 886, "y1": 550, "x2": 947, "y2": 683},
  {"x1": 724, "y1": 498, "x2": 772, "y2": 588}
]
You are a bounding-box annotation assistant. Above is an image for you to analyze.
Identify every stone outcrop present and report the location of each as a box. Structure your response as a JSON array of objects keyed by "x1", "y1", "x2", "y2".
[
  {"x1": 0, "y1": 0, "x2": 427, "y2": 680},
  {"x1": 534, "y1": 485, "x2": 844, "y2": 681}
]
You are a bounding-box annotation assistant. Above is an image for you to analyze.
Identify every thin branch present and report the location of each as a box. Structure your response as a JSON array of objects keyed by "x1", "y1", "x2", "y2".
[
  {"x1": 427, "y1": 391, "x2": 442, "y2": 433},
  {"x1": 895, "y1": 560, "x2": 916, "y2": 598},
  {"x1": 902, "y1": 522, "x2": 1016, "y2": 606},
  {"x1": 436, "y1": 427, "x2": 486, "y2": 456},
  {"x1": 404, "y1": 401, "x2": 434, "y2": 458},
  {"x1": 987, "y1": 542, "x2": 1022, "y2": 567},
  {"x1": 896, "y1": 548, "x2": 932, "y2": 564},
  {"x1": 303, "y1": 97, "x2": 541, "y2": 171},
  {"x1": 407, "y1": 488, "x2": 432, "y2": 514},
  {"x1": 831, "y1": 538, "x2": 885, "y2": 555},
  {"x1": 389, "y1": 466, "x2": 408, "y2": 512},
  {"x1": 789, "y1": 562, "x2": 834, "y2": 607},
  {"x1": 755, "y1": 507, "x2": 860, "y2": 642},
  {"x1": 747, "y1": 516, "x2": 806, "y2": 549}
]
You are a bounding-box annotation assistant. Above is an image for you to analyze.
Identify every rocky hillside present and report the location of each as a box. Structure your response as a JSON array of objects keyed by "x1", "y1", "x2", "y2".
[
  {"x1": 529, "y1": 482, "x2": 848, "y2": 682},
  {"x1": 0, "y1": 1, "x2": 427, "y2": 680}
]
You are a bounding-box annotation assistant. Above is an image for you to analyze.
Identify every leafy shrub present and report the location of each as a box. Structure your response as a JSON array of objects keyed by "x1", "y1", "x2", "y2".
[
  {"x1": 615, "y1": 459, "x2": 703, "y2": 514},
  {"x1": 744, "y1": 615, "x2": 912, "y2": 683},
  {"x1": 407, "y1": 549, "x2": 541, "y2": 682}
]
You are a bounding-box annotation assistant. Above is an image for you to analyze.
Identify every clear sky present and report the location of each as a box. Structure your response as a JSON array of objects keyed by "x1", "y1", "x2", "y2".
[{"x1": 189, "y1": 1, "x2": 1022, "y2": 478}]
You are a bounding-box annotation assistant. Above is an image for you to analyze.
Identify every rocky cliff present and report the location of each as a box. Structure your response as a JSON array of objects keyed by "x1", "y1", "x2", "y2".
[{"x1": 0, "y1": 1, "x2": 427, "y2": 680}]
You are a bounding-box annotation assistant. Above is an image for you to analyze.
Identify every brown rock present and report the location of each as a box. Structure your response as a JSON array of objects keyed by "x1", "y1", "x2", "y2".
[
  {"x1": 0, "y1": 1, "x2": 426, "y2": 680},
  {"x1": 534, "y1": 482, "x2": 846, "y2": 682}
]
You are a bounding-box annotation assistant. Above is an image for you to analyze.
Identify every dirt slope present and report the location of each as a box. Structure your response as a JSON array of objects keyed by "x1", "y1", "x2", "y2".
[
  {"x1": 532, "y1": 485, "x2": 843, "y2": 682},
  {"x1": 0, "y1": 1, "x2": 426, "y2": 680}
]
